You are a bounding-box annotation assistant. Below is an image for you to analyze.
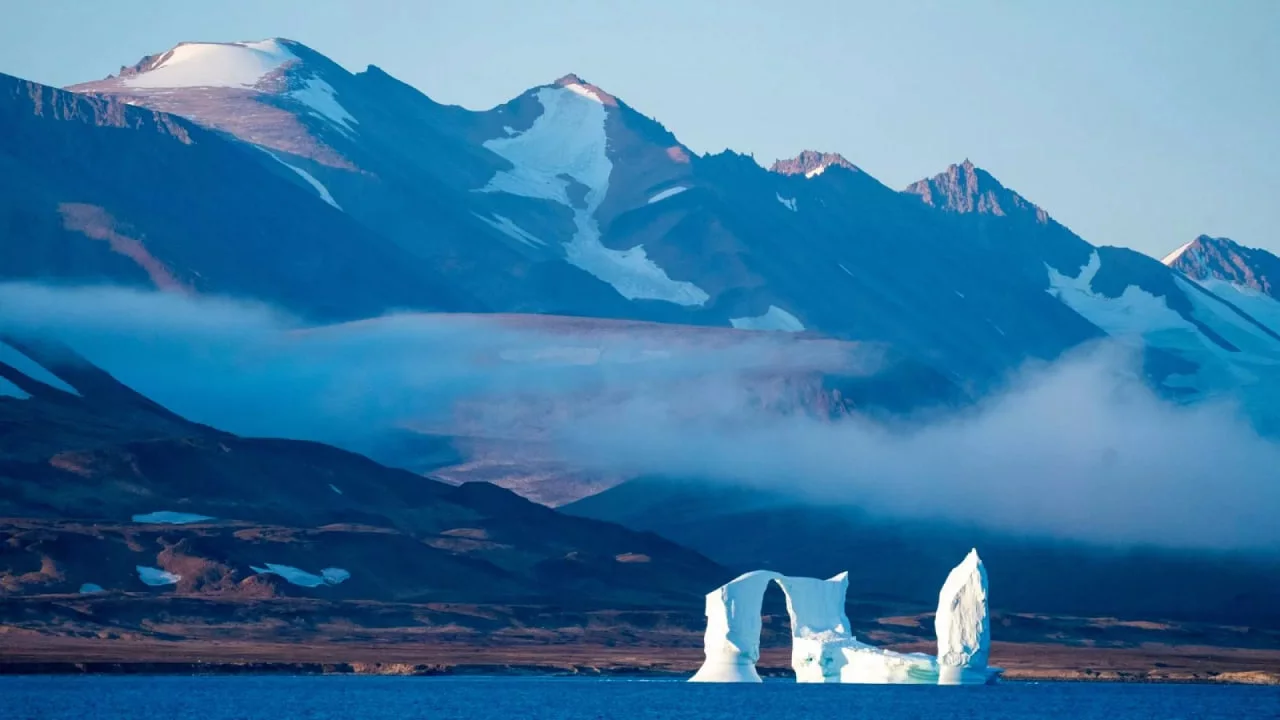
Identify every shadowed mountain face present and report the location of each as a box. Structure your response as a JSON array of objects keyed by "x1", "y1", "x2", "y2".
[
  {"x1": 1, "y1": 37, "x2": 1279, "y2": 637},
  {"x1": 564, "y1": 477, "x2": 1280, "y2": 627},
  {"x1": 0, "y1": 339, "x2": 726, "y2": 607},
  {"x1": 52, "y1": 40, "x2": 1280, "y2": 427},
  {"x1": 0, "y1": 72, "x2": 474, "y2": 322}
]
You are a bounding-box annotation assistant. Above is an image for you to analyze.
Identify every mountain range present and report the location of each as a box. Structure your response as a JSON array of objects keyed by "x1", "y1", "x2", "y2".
[{"x1": 2, "y1": 38, "x2": 1279, "y2": 646}]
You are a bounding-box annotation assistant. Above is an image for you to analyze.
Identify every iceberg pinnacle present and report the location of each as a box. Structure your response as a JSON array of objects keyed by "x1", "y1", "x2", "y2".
[{"x1": 936, "y1": 548, "x2": 990, "y2": 672}]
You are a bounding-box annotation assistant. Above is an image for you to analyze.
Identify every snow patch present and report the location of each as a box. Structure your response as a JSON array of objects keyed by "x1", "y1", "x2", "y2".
[
  {"x1": 563, "y1": 82, "x2": 604, "y2": 103},
  {"x1": 321, "y1": 567, "x2": 351, "y2": 584},
  {"x1": 1161, "y1": 240, "x2": 1195, "y2": 265},
  {"x1": 137, "y1": 566, "x2": 181, "y2": 586},
  {"x1": 132, "y1": 511, "x2": 214, "y2": 524},
  {"x1": 730, "y1": 306, "x2": 805, "y2": 332},
  {"x1": 838, "y1": 263, "x2": 854, "y2": 277},
  {"x1": 79, "y1": 583, "x2": 105, "y2": 594},
  {"x1": 290, "y1": 77, "x2": 358, "y2": 134},
  {"x1": 262, "y1": 150, "x2": 341, "y2": 209},
  {"x1": 0, "y1": 376, "x2": 29, "y2": 400},
  {"x1": 123, "y1": 40, "x2": 296, "y2": 89},
  {"x1": 648, "y1": 186, "x2": 688, "y2": 204},
  {"x1": 776, "y1": 193, "x2": 797, "y2": 212},
  {"x1": 475, "y1": 213, "x2": 545, "y2": 248},
  {"x1": 805, "y1": 165, "x2": 828, "y2": 179},
  {"x1": 0, "y1": 341, "x2": 80, "y2": 395},
  {"x1": 1047, "y1": 252, "x2": 1191, "y2": 337},
  {"x1": 329, "y1": 483, "x2": 343, "y2": 495},
  {"x1": 1048, "y1": 252, "x2": 1280, "y2": 424},
  {"x1": 1197, "y1": 279, "x2": 1280, "y2": 335},
  {"x1": 480, "y1": 86, "x2": 708, "y2": 306},
  {"x1": 251, "y1": 563, "x2": 350, "y2": 588}
]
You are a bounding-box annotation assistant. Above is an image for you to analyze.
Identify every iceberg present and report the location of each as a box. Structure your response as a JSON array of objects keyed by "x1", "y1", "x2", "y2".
[{"x1": 690, "y1": 549, "x2": 1000, "y2": 685}]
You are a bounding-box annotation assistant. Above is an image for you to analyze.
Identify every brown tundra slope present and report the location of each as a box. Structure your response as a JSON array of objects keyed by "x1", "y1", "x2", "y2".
[{"x1": 0, "y1": 338, "x2": 728, "y2": 622}]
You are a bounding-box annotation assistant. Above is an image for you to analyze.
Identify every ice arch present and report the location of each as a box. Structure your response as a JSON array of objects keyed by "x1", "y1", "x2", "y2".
[
  {"x1": 689, "y1": 549, "x2": 999, "y2": 685},
  {"x1": 689, "y1": 570, "x2": 851, "y2": 682}
]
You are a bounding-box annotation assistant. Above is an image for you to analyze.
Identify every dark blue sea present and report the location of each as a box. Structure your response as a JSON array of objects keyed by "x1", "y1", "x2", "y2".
[{"x1": 3, "y1": 676, "x2": 1278, "y2": 719}]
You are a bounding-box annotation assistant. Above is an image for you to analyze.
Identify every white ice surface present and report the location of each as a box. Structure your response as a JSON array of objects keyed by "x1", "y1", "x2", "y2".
[
  {"x1": 480, "y1": 86, "x2": 708, "y2": 306},
  {"x1": 0, "y1": 376, "x2": 29, "y2": 399},
  {"x1": 132, "y1": 511, "x2": 214, "y2": 524},
  {"x1": 475, "y1": 213, "x2": 545, "y2": 248},
  {"x1": 648, "y1": 186, "x2": 688, "y2": 204},
  {"x1": 321, "y1": 568, "x2": 351, "y2": 584},
  {"x1": 776, "y1": 193, "x2": 797, "y2": 212},
  {"x1": 123, "y1": 40, "x2": 296, "y2": 89},
  {"x1": 691, "y1": 551, "x2": 999, "y2": 685},
  {"x1": 778, "y1": 573, "x2": 855, "y2": 683},
  {"x1": 251, "y1": 563, "x2": 349, "y2": 588},
  {"x1": 1047, "y1": 252, "x2": 1189, "y2": 337},
  {"x1": 730, "y1": 306, "x2": 805, "y2": 332},
  {"x1": 0, "y1": 341, "x2": 80, "y2": 395},
  {"x1": 689, "y1": 570, "x2": 775, "y2": 682},
  {"x1": 1161, "y1": 240, "x2": 1195, "y2": 265},
  {"x1": 563, "y1": 82, "x2": 604, "y2": 103},
  {"x1": 261, "y1": 150, "x2": 341, "y2": 209},
  {"x1": 137, "y1": 566, "x2": 181, "y2": 586},
  {"x1": 935, "y1": 549, "x2": 990, "y2": 673},
  {"x1": 1197, "y1": 279, "x2": 1280, "y2": 336},
  {"x1": 1048, "y1": 252, "x2": 1280, "y2": 424},
  {"x1": 290, "y1": 77, "x2": 357, "y2": 134}
]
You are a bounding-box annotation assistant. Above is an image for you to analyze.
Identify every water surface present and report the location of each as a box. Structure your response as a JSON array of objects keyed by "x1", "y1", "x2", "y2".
[{"x1": 3, "y1": 675, "x2": 1278, "y2": 719}]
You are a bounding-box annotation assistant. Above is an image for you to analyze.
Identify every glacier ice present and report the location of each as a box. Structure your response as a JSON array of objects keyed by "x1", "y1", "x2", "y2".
[
  {"x1": 479, "y1": 85, "x2": 709, "y2": 306},
  {"x1": 690, "y1": 549, "x2": 1000, "y2": 685}
]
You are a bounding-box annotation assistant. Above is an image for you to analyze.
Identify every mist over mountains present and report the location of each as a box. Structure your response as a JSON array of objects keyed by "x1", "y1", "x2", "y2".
[{"x1": 2, "y1": 37, "x2": 1279, "y2": 621}]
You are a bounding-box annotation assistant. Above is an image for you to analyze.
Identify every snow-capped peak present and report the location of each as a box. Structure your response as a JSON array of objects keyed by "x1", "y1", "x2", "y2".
[
  {"x1": 1164, "y1": 235, "x2": 1279, "y2": 301},
  {"x1": 119, "y1": 39, "x2": 300, "y2": 90},
  {"x1": 553, "y1": 73, "x2": 617, "y2": 106},
  {"x1": 770, "y1": 150, "x2": 859, "y2": 178}
]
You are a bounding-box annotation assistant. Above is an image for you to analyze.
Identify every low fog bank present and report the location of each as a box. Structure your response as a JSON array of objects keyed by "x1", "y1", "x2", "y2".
[
  {"x1": 3, "y1": 283, "x2": 1278, "y2": 551},
  {"x1": 560, "y1": 343, "x2": 1280, "y2": 550}
]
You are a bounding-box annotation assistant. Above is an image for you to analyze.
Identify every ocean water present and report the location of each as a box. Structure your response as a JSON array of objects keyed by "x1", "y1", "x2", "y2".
[{"x1": 2, "y1": 675, "x2": 1278, "y2": 719}]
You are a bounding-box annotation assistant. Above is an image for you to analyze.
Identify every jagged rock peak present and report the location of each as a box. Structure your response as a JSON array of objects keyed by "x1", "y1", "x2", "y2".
[
  {"x1": 1164, "y1": 235, "x2": 1278, "y2": 297},
  {"x1": 770, "y1": 150, "x2": 859, "y2": 178},
  {"x1": 905, "y1": 160, "x2": 1049, "y2": 223}
]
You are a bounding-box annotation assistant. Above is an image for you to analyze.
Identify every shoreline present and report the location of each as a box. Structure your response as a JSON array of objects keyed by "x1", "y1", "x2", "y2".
[
  {"x1": 1, "y1": 640, "x2": 1276, "y2": 685},
  {"x1": 0, "y1": 662, "x2": 1275, "y2": 685}
]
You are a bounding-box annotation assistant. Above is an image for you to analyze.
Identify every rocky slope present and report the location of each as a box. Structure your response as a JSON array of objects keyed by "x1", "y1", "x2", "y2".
[
  {"x1": 1164, "y1": 235, "x2": 1280, "y2": 335},
  {"x1": 0, "y1": 338, "x2": 726, "y2": 608},
  {"x1": 55, "y1": 40, "x2": 1280, "y2": 431}
]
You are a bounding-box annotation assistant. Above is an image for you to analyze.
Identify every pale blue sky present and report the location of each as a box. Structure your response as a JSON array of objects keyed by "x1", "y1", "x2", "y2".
[{"x1": 2, "y1": 0, "x2": 1277, "y2": 257}]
